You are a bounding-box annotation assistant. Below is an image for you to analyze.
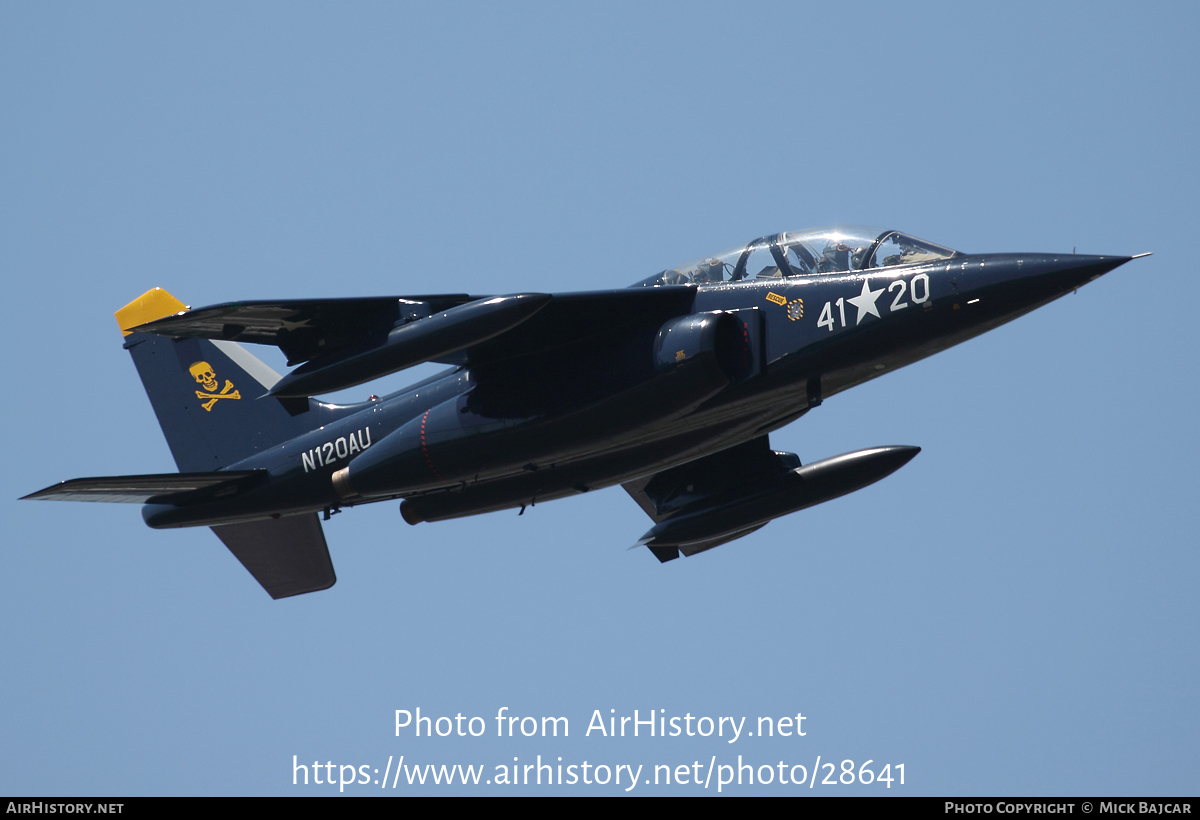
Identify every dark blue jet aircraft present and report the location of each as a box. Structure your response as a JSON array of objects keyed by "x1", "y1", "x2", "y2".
[{"x1": 24, "y1": 226, "x2": 1141, "y2": 598}]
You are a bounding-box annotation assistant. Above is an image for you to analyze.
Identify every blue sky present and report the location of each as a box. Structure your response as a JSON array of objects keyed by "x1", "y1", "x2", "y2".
[{"x1": 2, "y1": 2, "x2": 1196, "y2": 795}]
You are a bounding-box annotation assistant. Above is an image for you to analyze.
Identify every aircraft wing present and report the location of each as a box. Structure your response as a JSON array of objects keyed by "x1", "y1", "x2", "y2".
[
  {"x1": 623, "y1": 435, "x2": 799, "y2": 562},
  {"x1": 131, "y1": 294, "x2": 477, "y2": 365},
  {"x1": 22, "y1": 471, "x2": 267, "y2": 504},
  {"x1": 130, "y1": 287, "x2": 697, "y2": 370},
  {"x1": 426, "y1": 288, "x2": 697, "y2": 367}
]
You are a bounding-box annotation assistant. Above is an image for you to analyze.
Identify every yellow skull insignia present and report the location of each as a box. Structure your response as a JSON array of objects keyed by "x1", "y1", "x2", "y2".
[{"x1": 188, "y1": 361, "x2": 241, "y2": 411}]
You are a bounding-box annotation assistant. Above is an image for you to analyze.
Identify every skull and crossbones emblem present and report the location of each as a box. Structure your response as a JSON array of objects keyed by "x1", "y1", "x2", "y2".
[{"x1": 189, "y1": 361, "x2": 241, "y2": 411}]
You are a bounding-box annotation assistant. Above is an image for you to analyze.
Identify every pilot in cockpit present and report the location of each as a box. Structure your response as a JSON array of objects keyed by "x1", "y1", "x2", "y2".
[
  {"x1": 692, "y1": 258, "x2": 726, "y2": 283},
  {"x1": 819, "y1": 242, "x2": 853, "y2": 273},
  {"x1": 784, "y1": 241, "x2": 819, "y2": 276}
]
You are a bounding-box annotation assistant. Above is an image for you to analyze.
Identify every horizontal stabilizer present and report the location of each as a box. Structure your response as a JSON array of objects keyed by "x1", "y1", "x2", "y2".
[
  {"x1": 21, "y1": 471, "x2": 266, "y2": 504},
  {"x1": 211, "y1": 513, "x2": 336, "y2": 599}
]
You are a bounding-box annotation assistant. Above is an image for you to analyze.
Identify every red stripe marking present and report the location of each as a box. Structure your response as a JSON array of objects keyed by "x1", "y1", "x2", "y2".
[{"x1": 419, "y1": 410, "x2": 445, "y2": 481}]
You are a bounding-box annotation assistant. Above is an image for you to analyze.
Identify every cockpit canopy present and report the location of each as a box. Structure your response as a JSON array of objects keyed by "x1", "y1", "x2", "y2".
[{"x1": 640, "y1": 226, "x2": 959, "y2": 286}]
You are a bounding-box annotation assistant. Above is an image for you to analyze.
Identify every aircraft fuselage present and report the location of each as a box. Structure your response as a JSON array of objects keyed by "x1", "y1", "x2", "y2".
[{"x1": 141, "y1": 250, "x2": 1128, "y2": 529}]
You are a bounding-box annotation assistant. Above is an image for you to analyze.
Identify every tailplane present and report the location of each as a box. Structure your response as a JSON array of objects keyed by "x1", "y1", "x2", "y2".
[
  {"x1": 24, "y1": 289, "x2": 346, "y2": 599},
  {"x1": 211, "y1": 514, "x2": 336, "y2": 599},
  {"x1": 108, "y1": 288, "x2": 342, "y2": 598}
]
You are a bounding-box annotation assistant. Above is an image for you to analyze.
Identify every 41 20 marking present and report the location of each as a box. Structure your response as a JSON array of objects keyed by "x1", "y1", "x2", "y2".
[{"x1": 818, "y1": 273, "x2": 930, "y2": 331}]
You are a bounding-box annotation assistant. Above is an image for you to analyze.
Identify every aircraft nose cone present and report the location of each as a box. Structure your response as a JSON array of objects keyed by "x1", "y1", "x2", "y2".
[
  {"x1": 1020, "y1": 253, "x2": 1133, "y2": 291},
  {"x1": 954, "y1": 253, "x2": 1137, "y2": 317}
]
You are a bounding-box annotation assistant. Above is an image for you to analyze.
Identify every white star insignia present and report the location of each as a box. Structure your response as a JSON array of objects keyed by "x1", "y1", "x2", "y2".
[{"x1": 846, "y1": 278, "x2": 883, "y2": 325}]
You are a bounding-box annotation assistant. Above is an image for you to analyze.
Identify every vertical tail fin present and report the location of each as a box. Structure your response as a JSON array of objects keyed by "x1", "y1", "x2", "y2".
[
  {"x1": 116, "y1": 288, "x2": 339, "y2": 471},
  {"x1": 117, "y1": 289, "x2": 341, "y2": 598}
]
